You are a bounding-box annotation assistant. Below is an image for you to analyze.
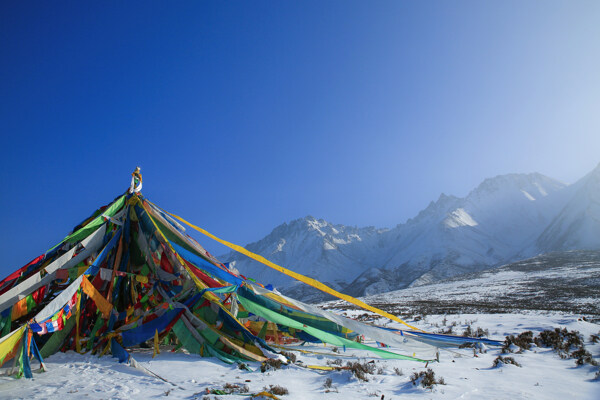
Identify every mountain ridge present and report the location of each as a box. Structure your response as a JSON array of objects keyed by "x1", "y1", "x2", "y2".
[{"x1": 224, "y1": 165, "x2": 600, "y2": 301}]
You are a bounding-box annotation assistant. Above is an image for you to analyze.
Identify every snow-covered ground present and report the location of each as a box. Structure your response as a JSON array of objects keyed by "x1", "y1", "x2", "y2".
[
  {"x1": 2, "y1": 250, "x2": 599, "y2": 398},
  {"x1": 1, "y1": 312, "x2": 598, "y2": 399}
]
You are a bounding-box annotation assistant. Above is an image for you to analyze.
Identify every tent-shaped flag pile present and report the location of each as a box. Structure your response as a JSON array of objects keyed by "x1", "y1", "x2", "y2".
[{"x1": 0, "y1": 177, "x2": 501, "y2": 378}]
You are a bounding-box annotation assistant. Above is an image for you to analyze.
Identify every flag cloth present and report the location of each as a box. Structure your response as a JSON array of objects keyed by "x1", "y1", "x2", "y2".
[
  {"x1": 0, "y1": 182, "x2": 503, "y2": 379},
  {"x1": 0, "y1": 326, "x2": 25, "y2": 366}
]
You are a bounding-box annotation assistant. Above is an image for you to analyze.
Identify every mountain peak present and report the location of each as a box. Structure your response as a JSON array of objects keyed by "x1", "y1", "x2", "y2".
[
  {"x1": 406, "y1": 193, "x2": 460, "y2": 225},
  {"x1": 591, "y1": 162, "x2": 600, "y2": 177},
  {"x1": 467, "y1": 172, "x2": 565, "y2": 203},
  {"x1": 437, "y1": 192, "x2": 453, "y2": 202}
]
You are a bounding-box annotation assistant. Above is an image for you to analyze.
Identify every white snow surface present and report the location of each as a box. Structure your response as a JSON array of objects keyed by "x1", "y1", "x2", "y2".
[
  {"x1": 3, "y1": 253, "x2": 599, "y2": 399},
  {"x1": 1, "y1": 312, "x2": 598, "y2": 399},
  {"x1": 443, "y1": 208, "x2": 478, "y2": 228}
]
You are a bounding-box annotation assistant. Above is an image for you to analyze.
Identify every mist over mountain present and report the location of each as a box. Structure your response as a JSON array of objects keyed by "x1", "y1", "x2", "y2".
[{"x1": 224, "y1": 163, "x2": 600, "y2": 301}]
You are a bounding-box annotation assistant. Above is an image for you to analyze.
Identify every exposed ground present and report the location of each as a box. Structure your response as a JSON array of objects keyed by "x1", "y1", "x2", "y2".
[{"x1": 323, "y1": 250, "x2": 600, "y2": 320}]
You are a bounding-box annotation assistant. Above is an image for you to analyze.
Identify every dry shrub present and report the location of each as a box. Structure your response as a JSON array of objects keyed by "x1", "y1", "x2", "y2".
[
  {"x1": 492, "y1": 356, "x2": 521, "y2": 367},
  {"x1": 513, "y1": 331, "x2": 534, "y2": 350},
  {"x1": 355, "y1": 313, "x2": 373, "y2": 322},
  {"x1": 323, "y1": 377, "x2": 333, "y2": 388},
  {"x1": 260, "y1": 358, "x2": 283, "y2": 373},
  {"x1": 346, "y1": 361, "x2": 376, "y2": 382},
  {"x1": 534, "y1": 328, "x2": 582, "y2": 354},
  {"x1": 264, "y1": 385, "x2": 289, "y2": 396},
  {"x1": 501, "y1": 339, "x2": 513, "y2": 354},
  {"x1": 393, "y1": 367, "x2": 403, "y2": 376},
  {"x1": 462, "y1": 325, "x2": 489, "y2": 338},
  {"x1": 438, "y1": 326, "x2": 454, "y2": 334},
  {"x1": 571, "y1": 348, "x2": 598, "y2": 366},
  {"x1": 280, "y1": 351, "x2": 296, "y2": 364},
  {"x1": 503, "y1": 331, "x2": 534, "y2": 353},
  {"x1": 410, "y1": 368, "x2": 445, "y2": 389},
  {"x1": 534, "y1": 328, "x2": 590, "y2": 364},
  {"x1": 221, "y1": 383, "x2": 249, "y2": 394},
  {"x1": 500, "y1": 328, "x2": 599, "y2": 367}
]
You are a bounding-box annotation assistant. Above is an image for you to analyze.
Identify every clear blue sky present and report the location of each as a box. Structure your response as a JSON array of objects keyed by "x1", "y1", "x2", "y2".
[{"x1": 1, "y1": 1, "x2": 599, "y2": 276}]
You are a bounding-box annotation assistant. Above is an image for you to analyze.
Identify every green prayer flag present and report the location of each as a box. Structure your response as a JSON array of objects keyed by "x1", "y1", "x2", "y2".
[
  {"x1": 49, "y1": 195, "x2": 126, "y2": 251},
  {"x1": 238, "y1": 295, "x2": 429, "y2": 362}
]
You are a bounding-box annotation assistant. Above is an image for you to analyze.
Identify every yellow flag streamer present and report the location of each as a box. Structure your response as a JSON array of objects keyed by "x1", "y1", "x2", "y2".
[
  {"x1": 75, "y1": 289, "x2": 82, "y2": 353},
  {"x1": 306, "y1": 364, "x2": 338, "y2": 371},
  {"x1": 81, "y1": 275, "x2": 113, "y2": 319},
  {"x1": 163, "y1": 209, "x2": 422, "y2": 331},
  {"x1": 251, "y1": 392, "x2": 281, "y2": 400},
  {"x1": 11, "y1": 297, "x2": 29, "y2": 320},
  {"x1": 153, "y1": 329, "x2": 160, "y2": 358}
]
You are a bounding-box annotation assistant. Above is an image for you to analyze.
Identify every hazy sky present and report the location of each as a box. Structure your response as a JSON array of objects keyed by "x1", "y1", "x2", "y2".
[{"x1": 1, "y1": 1, "x2": 599, "y2": 276}]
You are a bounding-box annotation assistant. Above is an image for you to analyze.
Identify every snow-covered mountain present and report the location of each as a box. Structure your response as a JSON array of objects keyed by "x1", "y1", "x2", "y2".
[
  {"x1": 227, "y1": 217, "x2": 388, "y2": 301},
  {"x1": 224, "y1": 163, "x2": 600, "y2": 300},
  {"x1": 358, "y1": 172, "x2": 568, "y2": 293},
  {"x1": 537, "y1": 164, "x2": 600, "y2": 252}
]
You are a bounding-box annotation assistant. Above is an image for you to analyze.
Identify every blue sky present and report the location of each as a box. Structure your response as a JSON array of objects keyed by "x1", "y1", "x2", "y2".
[{"x1": 1, "y1": 1, "x2": 599, "y2": 276}]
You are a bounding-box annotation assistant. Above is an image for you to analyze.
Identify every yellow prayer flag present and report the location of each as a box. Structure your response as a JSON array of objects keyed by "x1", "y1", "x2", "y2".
[
  {"x1": 153, "y1": 329, "x2": 160, "y2": 358},
  {"x1": 0, "y1": 326, "x2": 25, "y2": 366},
  {"x1": 81, "y1": 275, "x2": 112, "y2": 319}
]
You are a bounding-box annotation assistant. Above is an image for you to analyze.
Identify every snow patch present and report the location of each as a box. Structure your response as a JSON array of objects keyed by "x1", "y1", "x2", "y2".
[
  {"x1": 521, "y1": 189, "x2": 536, "y2": 201},
  {"x1": 271, "y1": 238, "x2": 286, "y2": 255},
  {"x1": 332, "y1": 238, "x2": 349, "y2": 245},
  {"x1": 444, "y1": 208, "x2": 478, "y2": 228},
  {"x1": 534, "y1": 181, "x2": 548, "y2": 196},
  {"x1": 323, "y1": 241, "x2": 336, "y2": 250}
]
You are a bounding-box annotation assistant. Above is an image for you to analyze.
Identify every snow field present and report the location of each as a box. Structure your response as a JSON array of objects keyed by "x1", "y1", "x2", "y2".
[{"x1": 0, "y1": 312, "x2": 598, "y2": 399}]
